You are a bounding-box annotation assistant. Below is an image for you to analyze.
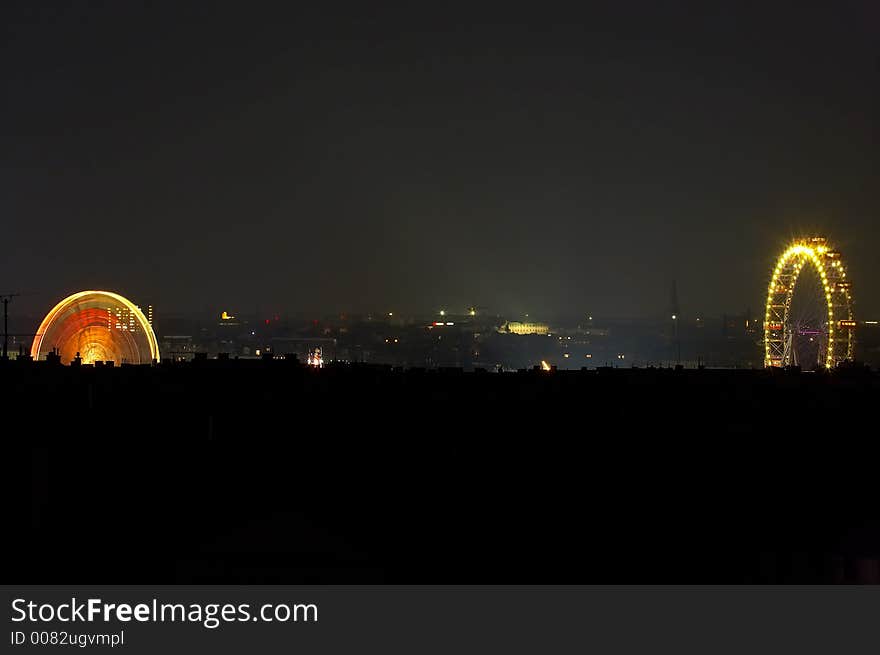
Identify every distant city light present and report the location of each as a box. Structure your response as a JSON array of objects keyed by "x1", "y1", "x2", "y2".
[
  {"x1": 307, "y1": 347, "x2": 323, "y2": 368},
  {"x1": 540, "y1": 360, "x2": 551, "y2": 371}
]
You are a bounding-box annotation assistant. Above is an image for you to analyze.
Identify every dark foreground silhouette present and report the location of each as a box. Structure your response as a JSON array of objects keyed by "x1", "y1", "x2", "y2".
[{"x1": 4, "y1": 357, "x2": 880, "y2": 583}]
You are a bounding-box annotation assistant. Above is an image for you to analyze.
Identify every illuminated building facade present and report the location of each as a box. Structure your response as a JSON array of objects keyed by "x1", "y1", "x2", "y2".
[
  {"x1": 31, "y1": 290, "x2": 160, "y2": 365},
  {"x1": 500, "y1": 321, "x2": 550, "y2": 335}
]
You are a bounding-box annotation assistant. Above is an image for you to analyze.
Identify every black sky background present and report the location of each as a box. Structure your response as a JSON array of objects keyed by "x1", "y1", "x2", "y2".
[{"x1": 3, "y1": 2, "x2": 878, "y2": 320}]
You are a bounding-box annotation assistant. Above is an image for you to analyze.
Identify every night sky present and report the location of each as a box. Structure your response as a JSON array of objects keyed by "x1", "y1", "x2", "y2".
[{"x1": 4, "y1": 2, "x2": 878, "y2": 320}]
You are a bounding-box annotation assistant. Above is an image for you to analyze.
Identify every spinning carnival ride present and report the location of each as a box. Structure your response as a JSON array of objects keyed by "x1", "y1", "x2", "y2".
[{"x1": 31, "y1": 290, "x2": 159, "y2": 365}]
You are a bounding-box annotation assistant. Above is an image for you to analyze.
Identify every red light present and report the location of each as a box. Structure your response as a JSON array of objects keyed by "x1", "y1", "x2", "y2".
[{"x1": 265, "y1": 319, "x2": 270, "y2": 325}]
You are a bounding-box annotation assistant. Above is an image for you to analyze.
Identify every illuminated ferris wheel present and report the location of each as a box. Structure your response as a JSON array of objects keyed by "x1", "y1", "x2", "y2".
[
  {"x1": 764, "y1": 237, "x2": 855, "y2": 369},
  {"x1": 31, "y1": 290, "x2": 160, "y2": 365}
]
